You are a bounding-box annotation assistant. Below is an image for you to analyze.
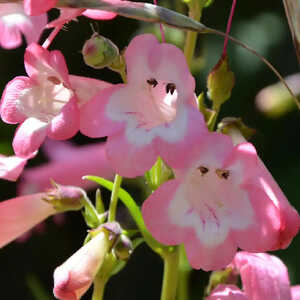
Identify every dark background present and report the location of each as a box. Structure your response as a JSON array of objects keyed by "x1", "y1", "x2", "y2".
[{"x1": 1, "y1": 0, "x2": 300, "y2": 299}]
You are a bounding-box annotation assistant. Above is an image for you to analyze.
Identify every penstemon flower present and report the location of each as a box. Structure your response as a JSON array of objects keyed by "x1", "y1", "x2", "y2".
[
  {"x1": 0, "y1": 43, "x2": 112, "y2": 158},
  {"x1": 0, "y1": 3, "x2": 47, "y2": 49},
  {"x1": 80, "y1": 34, "x2": 208, "y2": 177},
  {"x1": 207, "y1": 251, "x2": 300, "y2": 300},
  {"x1": 142, "y1": 132, "x2": 300, "y2": 270}
]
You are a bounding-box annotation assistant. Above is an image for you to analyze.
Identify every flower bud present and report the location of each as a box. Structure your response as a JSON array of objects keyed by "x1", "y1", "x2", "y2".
[
  {"x1": 44, "y1": 182, "x2": 85, "y2": 212},
  {"x1": 82, "y1": 33, "x2": 119, "y2": 69},
  {"x1": 207, "y1": 54, "x2": 235, "y2": 108},
  {"x1": 112, "y1": 234, "x2": 133, "y2": 261}
]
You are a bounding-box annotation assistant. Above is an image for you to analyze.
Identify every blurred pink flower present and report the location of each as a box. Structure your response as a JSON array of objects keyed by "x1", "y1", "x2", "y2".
[
  {"x1": 53, "y1": 231, "x2": 110, "y2": 300},
  {"x1": 0, "y1": 154, "x2": 27, "y2": 181},
  {"x1": 19, "y1": 139, "x2": 114, "y2": 195},
  {"x1": 80, "y1": 34, "x2": 207, "y2": 177},
  {"x1": 0, "y1": 3, "x2": 47, "y2": 49},
  {"x1": 142, "y1": 133, "x2": 300, "y2": 270}
]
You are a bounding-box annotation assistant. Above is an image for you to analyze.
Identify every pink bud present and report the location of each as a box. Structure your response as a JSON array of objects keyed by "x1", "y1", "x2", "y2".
[{"x1": 53, "y1": 231, "x2": 110, "y2": 300}]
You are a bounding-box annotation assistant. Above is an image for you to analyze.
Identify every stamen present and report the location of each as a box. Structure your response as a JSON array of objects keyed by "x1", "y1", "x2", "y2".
[
  {"x1": 166, "y1": 83, "x2": 176, "y2": 95},
  {"x1": 216, "y1": 169, "x2": 230, "y2": 179},
  {"x1": 47, "y1": 76, "x2": 61, "y2": 85},
  {"x1": 198, "y1": 166, "x2": 209, "y2": 176},
  {"x1": 147, "y1": 78, "x2": 158, "y2": 87}
]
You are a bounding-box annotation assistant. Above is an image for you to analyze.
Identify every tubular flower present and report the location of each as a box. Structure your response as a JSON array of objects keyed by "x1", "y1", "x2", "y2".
[
  {"x1": 18, "y1": 139, "x2": 115, "y2": 195},
  {"x1": 142, "y1": 132, "x2": 300, "y2": 270},
  {"x1": 0, "y1": 184, "x2": 85, "y2": 248},
  {"x1": 0, "y1": 154, "x2": 27, "y2": 181},
  {"x1": 80, "y1": 34, "x2": 208, "y2": 177},
  {"x1": 207, "y1": 252, "x2": 299, "y2": 300},
  {"x1": 53, "y1": 231, "x2": 110, "y2": 300},
  {"x1": 0, "y1": 3, "x2": 47, "y2": 49},
  {"x1": 0, "y1": 43, "x2": 112, "y2": 158}
]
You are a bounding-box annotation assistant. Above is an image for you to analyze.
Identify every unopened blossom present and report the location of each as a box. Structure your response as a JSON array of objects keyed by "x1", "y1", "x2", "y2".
[
  {"x1": 207, "y1": 252, "x2": 298, "y2": 300},
  {"x1": 0, "y1": 184, "x2": 85, "y2": 248},
  {"x1": 0, "y1": 43, "x2": 112, "y2": 158},
  {"x1": 0, "y1": 154, "x2": 27, "y2": 181},
  {"x1": 80, "y1": 34, "x2": 208, "y2": 177},
  {"x1": 18, "y1": 139, "x2": 115, "y2": 195},
  {"x1": 142, "y1": 132, "x2": 300, "y2": 270},
  {"x1": 53, "y1": 231, "x2": 110, "y2": 300},
  {"x1": 0, "y1": 3, "x2": 47, "y2": 49}
]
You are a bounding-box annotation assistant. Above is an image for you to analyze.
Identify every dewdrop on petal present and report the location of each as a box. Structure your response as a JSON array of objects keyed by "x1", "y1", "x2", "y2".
[{"x1": 82, "y1": 32, "x2": 119, "y2": 69}]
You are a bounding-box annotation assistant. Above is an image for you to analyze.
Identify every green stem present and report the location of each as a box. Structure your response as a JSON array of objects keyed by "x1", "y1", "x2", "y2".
[
  {"x1": 184, "y1": 0, "x2": 205, "y2": 67},
  {"x1": 207, "y1": 104, "x2": 221, "y2": 131},
  {"x1": 92, "y1": 277, "x2": 106, "y2": 300},
  {"x1": 161, "y1": 248, "x2": 180, "y2": 300},
  {"x1": 176, "y1": 245, "x2": 192, "y2": 300},
  {"x1": 108, "y1": 174, "x2": 123, "y2": 222}
]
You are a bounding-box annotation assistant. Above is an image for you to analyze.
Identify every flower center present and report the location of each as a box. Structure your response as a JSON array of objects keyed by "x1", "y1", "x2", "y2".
[
  {"x1": 129, "y1": 78, "x2": 178, "y2": 130},
  {"x1": 17, "y1": 75, "x2": 73, "y2": 122}
]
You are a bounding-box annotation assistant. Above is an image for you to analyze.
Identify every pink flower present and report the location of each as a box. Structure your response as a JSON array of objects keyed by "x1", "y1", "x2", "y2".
[
  {"x1": 0, "y1": 154, "x2": 27, "y2": 181},
  {"x1": 207, "y1": 252, "x2": 296, "y2": 300},
  {"x1": 0, "y1": 43, "x2": 112, "y2": 158},
  {"x1": 292, "y1": 286, "x2": 300, "y2": 300},
  {"x1": 0, "y1": 3, "x2": 47, "y2": 49},
  {"x1": 142, "y1": 132, "x2": 300, "y2": 270},
  {"x1": 18, "y1": 139, "x2": 115, "y2": 195},
  {"x1": 0, "y1": 193, "x2": 56, "y2": 248},
  {"x1": 53, "y1": 231, "x2": 110, "y2": 300},
  {"x1": 80, "y1": 34, "x2": 208, "y2": 177}
]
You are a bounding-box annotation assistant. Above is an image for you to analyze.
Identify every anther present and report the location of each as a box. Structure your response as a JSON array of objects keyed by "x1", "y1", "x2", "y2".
[
  {"x1": 166, "y1": 83, "x2": 176, "y2": 95},
  {"x1": 216, "y1": 169, "x2": 230, "y2": 179},
  {"x1": 147, "y1": 78, "x2": 158, "y2": 87},
  {"x1": 47, "y1": 76, "x2": 61, "y2": 85},
  {"x1": 198, "y1": 166, "x2": 209, "y2": 176}
]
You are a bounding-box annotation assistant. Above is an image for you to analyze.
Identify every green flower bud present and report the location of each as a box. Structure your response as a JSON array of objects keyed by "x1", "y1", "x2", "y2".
[
  {"x1": 82, "y1": 33, "x2": 119, "y2": 69},
  {"x1": 44, "y1": 182, "x2": 85, "y2": 212},
  {"x1": 207, "y1": 54, "x2": 235, "y2": 108}
]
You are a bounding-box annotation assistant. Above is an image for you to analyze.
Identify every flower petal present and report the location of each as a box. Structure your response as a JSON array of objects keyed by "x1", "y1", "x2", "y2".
[
  {"x1": 13, "y1": 117, "x2": 48, "y2": 158},
  {"x1": 0, "y1": 154, "x2": 27, "y2": 181},
  {"x1": 207, "y1": 284, "x2": 248, "y2": 300}
]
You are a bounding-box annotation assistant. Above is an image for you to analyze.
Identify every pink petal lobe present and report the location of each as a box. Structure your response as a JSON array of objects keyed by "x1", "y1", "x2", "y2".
[
  {"x1": 0, "y1": 154, "x2": 27, "y2": 181},
  {"x1": 13, "y1": 117, "x2": 48, "y2": 158},
  {"x1": 47, "y1": 98, "x2": 79, "y2": 140},
  {"x1": 0, "y1": 76, "x2": 29, "y2": 124},
  {"x1": 47, "y1": 8, "x2": 83, "y2": 28},
  {"x1": 106, "y1": 130, "x2": 157, "y2": 178},
  {"x1": 80, "y1": 85, "x2": 124, "y2": 138},
  {"x1": 0, "y1": 20, "x2": 22, "y2": 49},
  {"x1": 233, "y1": 252, "x2": 292, "y2": 300},
  {"x1": 207, "y1": 285, "x2": 248, "y2": 300},
  {"x1": 0, "y1": 193, "x2": 56, "y2": 248}
]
